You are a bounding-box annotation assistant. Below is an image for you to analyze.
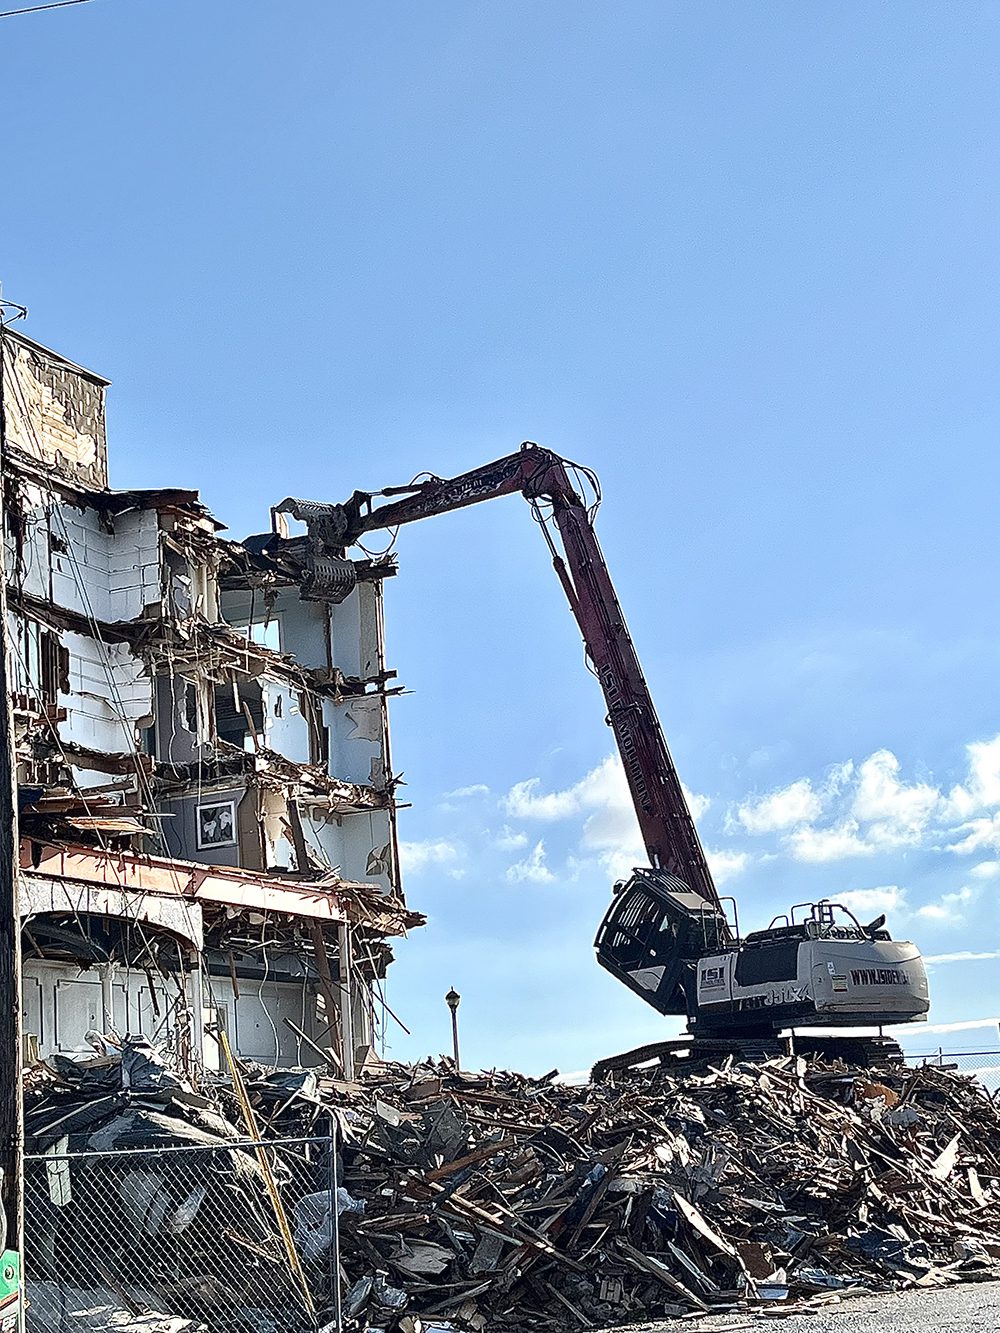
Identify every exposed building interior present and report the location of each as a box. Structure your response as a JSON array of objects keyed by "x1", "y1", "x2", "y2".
[{"x1": 1, "y1": 327, "x2": 422, "y2": 1079}]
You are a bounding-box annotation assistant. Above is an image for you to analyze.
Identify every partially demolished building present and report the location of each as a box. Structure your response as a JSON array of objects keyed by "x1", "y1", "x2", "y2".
[{"x1": 2, "y1": 327, "x2": 420, "y2": 1078}]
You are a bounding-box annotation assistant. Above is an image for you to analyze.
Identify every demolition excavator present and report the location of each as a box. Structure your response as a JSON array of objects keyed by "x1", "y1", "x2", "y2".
[{"x1": 278, "y1": 444, "x2": 929, "y2": 1070}]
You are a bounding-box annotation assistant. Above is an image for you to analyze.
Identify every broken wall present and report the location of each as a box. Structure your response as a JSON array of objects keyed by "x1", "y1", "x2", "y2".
[
  {"x1": 5, "y1": 478, "x2": 160, "y2": 791},
  {"x1": 2, "y1": 332, "x2": 109, "y2": 489},
  {"x1": 59, "y1": 631, "x2": 152, "y2": 765},
  {"x1": 7, "y1": 488, "x2": 160, "y2": 623},
  {"x1": 300, "y1": 807, "x2": 395, "y2": 893},
  {"x1": 4, "y1": 323, "x2": 413, "y2": 1081}
]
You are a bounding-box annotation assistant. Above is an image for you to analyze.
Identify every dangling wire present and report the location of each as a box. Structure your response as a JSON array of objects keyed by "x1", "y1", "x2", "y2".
[
  {"x1": 563, "y1": 458, "x2": 602, "y2": 521},
  {"x1": 355, "y1": 524, "x2": 400, "y2": 560},
  {"x1": 353, "y1": 468, "x2": 443, "y2": 557}
]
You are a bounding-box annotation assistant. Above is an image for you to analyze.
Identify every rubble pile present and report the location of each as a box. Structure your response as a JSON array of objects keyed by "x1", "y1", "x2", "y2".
[
  {"x1": 313, "y1": 1055, "x2": 1000, "y2": 1329},
  {"x1": 23, "y1": 1042, "x2": 334, "y2": 1333},
  {"x1": 22, "y1": 1045, "x2": 1000, "y2": 1331}
]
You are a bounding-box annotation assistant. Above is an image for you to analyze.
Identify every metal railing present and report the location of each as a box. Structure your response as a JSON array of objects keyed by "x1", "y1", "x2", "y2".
[{"x1": 23, "y1": 1132, "x2": 342, "y2": 1333}]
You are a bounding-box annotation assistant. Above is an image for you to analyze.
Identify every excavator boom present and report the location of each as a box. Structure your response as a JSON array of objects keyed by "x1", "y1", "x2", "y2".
[
  {"x1": 277, "y1": 441, "x2": 928, "y2": 1056},
  {"x1": 326, "y1": 443, "x2": 719, "y2": 908}
]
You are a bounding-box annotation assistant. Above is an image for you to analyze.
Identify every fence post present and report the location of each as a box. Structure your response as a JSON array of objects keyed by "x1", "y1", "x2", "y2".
[{"x1": 328, "y1": 1113, "x2": 342, "y2": 1333}]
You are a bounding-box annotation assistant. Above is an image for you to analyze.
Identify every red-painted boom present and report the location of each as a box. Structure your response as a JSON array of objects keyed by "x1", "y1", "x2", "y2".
[{"x1": 338, "y1": 443, "x2": 720, "y2": 908}]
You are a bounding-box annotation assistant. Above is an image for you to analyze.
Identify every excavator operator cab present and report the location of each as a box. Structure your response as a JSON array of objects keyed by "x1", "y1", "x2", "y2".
[{"x1": 594, "y1": 868, "x2": 732, "y2": 1018}]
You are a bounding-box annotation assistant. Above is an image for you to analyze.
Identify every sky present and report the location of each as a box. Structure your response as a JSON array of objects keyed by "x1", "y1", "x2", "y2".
[{"x1": 3, "y1": 1, "x2": 1000, "y2": 1075}]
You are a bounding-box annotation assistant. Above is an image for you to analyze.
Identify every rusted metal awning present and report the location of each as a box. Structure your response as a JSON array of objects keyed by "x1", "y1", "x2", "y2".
[{"x1": 19, "y1": 841, "x2": 356, "y2": 924}]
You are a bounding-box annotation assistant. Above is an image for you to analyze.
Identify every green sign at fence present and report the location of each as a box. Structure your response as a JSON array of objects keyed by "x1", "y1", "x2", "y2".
[{"x1": 0, "y1": 1250, "x2": 20, "y2": 1333}]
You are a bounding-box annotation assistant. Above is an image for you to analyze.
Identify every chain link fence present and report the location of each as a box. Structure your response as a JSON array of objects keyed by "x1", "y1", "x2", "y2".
[
  {"x1": 24, "y1": 1133, "x2": 342, "y2": 1333},
  {"x1": 904, "y1": 1047, "x2": 1000, "y2": 1098}
]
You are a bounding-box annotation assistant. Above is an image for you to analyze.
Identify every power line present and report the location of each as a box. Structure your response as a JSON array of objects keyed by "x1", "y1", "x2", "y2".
[{"x1": 0, "y1": 0, "x2": 95, "y2": 18}]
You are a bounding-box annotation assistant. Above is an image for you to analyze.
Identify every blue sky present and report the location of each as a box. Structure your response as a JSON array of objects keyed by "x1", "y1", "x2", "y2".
[{"x1": 3, "y1": 1, "x2": 999, "y2": 1073}]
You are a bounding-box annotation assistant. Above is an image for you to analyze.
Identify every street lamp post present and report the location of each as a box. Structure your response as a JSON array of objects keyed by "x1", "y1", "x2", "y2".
[{"x1": 445, "y1": 987, "x2": 461, "y2": 1070}]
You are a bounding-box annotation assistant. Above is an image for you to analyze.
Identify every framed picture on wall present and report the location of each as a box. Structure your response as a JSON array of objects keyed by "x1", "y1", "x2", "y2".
[{"x1": 197, "y1": 799, "x2": 237, "y2": 849}]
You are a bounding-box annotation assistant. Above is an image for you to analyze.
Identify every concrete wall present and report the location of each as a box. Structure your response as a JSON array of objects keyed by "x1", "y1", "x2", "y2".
[
  {"x1": 326, "y1": 694, "x2": 387, "y2": 787},
  {"x1": 261, "y1": 679, "x2": 311, "y2": 763},
  {"x1": 208, "y1": 971, "x2": 324, "y2": 1069},
  {"x1": 23, "y1": 959, "x2": 178, "y2": 1060},
  {"x1": 219, "y1": 581, "x2": 382, "y2": 682},
  {"x1": 219, "y1": 587, "x2": 330, "y2": 668}
]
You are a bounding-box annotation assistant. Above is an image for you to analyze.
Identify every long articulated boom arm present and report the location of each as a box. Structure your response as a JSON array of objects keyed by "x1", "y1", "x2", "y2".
[{"x1": 334, "y1": 443, "x2": 721, "y2": 909}]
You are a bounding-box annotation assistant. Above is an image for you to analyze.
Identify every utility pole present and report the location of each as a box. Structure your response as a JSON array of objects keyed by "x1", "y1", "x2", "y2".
[{"x1": 0, "y1": 299, "x2": 26, "y2": 1331}]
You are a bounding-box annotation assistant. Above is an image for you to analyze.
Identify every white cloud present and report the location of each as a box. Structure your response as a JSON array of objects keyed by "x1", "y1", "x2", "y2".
[
  {"x1": 834, "y1": 885, "x2": 909, "y2": 919},
  {"x1": 501, "y1": 755, "x2": 714, "y2": 881},
  {"x1": 824, "y1": 759, "x2": 857, "y2": 796},
  {"x1": 786, "y1": 821, "x2": 873, "y2": 863},
  {"x1": 732, "y1": 733, "x2": 1000, "y2": 869},
  {"x1": 947, "y1": 812, "x2": 1000, "y2": 856},
  {"x1": 683, "y1": 784, "x2": 712, "y2": 821},
  {"x1": 503, "y1": 756, "x2": 708, "y2": 827},
  {"x1": 506, "y1": 840, "x2": 555, "y2": 884},
  {"x1": 914, "y1": 885, "x2": 975, "y2": 925},
  {"x1": 850, "y1": 750, "x2": 939, "y2": 849},
  {"x1": 967, "y1": 735, "x2": 1000, "y2": 802},
  {"x1": 820, "y1": 883, "x2": 974, "y2": 929},
  {"x1": 503, "y1": 775, "x2": 585, "y2": 821},
  {"x1": 706, "y1": 848, "x2": 750, "y2": 885},
  {"x1": 808, "y1": 883, "x2": 977, "y2": 931},
  {"x1": 736, "y1": 779, "x2": 822, "y2": 835},
  {"x1": 493, "y1": 825, "x2": 528, "y2": 851},
  {"x1": 581, "y1": 816, "x2": 644, "y2": 879},
  {"x1": 445, "y1": 783, "x2": 490, "y2": 799},
  {"x1": 916, "y1": 1016, "x2": 1000, "y2": 1036},
  {"x1": 501, "y1": 756, "x2": 630, "y2": 879},
  {"x1": 578, "y1": 764, "x2": 644, "y2": 876},
  {"x1": 398, "y1": 838, "x2": 461, "y2": 874},
  {"x1": 943, "y1": 735, "x2": 1000, "y2": 820},
  {"x1": 500, "y1": 734, "x2": 1000, "y2": 900},
  {"x1": 923, "y1": 950, "x2": 1000, "y2": 966}
]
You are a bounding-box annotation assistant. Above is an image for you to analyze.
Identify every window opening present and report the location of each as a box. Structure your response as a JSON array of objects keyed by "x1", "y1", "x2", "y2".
[
  {"x1": 248, "y1": 619, "x2": 280, "y2": 652},
  {"x1": 184, "y1": 681, "x2": 200, "y2": 735},
  {"x1": 214, "y1": 678, "x2": 264, "y2": 751}
]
